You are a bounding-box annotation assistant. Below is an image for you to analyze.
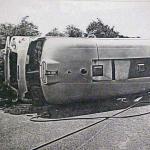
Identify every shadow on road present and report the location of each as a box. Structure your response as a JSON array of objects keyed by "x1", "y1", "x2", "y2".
[
  {"x1": 1, "y1": 92, "x2": 150, "y2": 119},
  {"x1": 48, "y1": 92, "x2": 150, "y2": 118}
]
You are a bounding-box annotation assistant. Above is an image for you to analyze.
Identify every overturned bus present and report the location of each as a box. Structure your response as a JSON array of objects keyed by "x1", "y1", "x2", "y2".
[{"x1": 3, "y1": 36, "x2": 150, "y2": 105}]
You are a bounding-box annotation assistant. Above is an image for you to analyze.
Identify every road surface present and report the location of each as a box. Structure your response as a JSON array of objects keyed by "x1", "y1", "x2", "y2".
[{"x1": 0, "y1": 101, "x2": 150, "y2": 150}]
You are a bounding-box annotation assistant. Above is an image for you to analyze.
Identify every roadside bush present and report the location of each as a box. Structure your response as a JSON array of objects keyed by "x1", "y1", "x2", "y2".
[{"x1": 0, "y1": 81, "x2": 17, "y2": 106}]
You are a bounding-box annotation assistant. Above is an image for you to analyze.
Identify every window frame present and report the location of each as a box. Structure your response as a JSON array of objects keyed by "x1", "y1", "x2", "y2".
[
  {"x1": 137, "y1": 63, "x2": 145, "y2": 72},
  {"x1": 92, "y1": 65, "x2": 103, "y2": 77}
]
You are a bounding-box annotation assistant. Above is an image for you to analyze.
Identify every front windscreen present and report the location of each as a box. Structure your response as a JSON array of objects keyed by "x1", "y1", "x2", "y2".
[
  {"x1": 25, "y1": 38, "x2": 46, "y2": 104},
  {"x1": 27, "y1": 39, "x2": 45, "y2": 72}
]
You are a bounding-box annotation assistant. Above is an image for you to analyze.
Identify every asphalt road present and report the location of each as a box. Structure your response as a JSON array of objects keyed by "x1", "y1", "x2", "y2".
[{"x1": 0, "y1": 100, "x2": 150, "y2": 150}]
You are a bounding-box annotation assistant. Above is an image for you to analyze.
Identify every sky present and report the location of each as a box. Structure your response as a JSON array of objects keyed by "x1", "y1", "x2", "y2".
[{"x1": 0, "y1": 0, "x2": 150, "y2": 38}]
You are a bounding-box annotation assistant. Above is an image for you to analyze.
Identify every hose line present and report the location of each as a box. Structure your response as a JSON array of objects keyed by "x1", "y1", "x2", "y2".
[{"x1": 31, "y1": 98, "x2": 150, "y2": 150}]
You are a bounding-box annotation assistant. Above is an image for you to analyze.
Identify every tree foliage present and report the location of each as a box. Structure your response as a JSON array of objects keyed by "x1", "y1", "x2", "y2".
[
  {"x1": 46, "y1": 28, "x2": 64, "y2": 37},
  {"x1": 0, "y1": 16, "x2": 134, "y2": 41},
  {"x1": 65, "y1": 25, "x2": 83, "y2": 37},
  {"x1": 0, "y1": 16, "x2": 41, "y2": 48},
  {"x1": 14, "y1": 16, "x2": 40, "y2": 36},
  {"x1": 0, "y1": 35, "x2": 6, "y2": 49},
  {"x1": 0, "y1": 23, "x2": 16, "y2": 37},
  {"x1": 46, "y1": 25, "x2": 83, "y2": 37},
  {"x1": 0, "y1": 16, "x2": 40, "y2": 37},
  {"x1": 86, "y1": 18, "x2": 128, "y2": 38}
]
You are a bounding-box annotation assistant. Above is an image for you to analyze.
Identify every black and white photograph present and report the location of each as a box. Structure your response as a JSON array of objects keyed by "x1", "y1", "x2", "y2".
[{"x1": 0, "y1": 0, "x2": 150, "y2": 149}]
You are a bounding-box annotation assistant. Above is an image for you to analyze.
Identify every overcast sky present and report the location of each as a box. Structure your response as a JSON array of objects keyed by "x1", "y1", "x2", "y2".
[{"x1": 0, "y1": 0, "x2": 150, "y2": 38}]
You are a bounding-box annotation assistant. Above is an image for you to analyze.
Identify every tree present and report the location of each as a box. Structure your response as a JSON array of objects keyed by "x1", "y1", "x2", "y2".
[
  {"x1": 0, "y1": 16, "x2": 40, "y2": 38},
  {"x1": 0, "y1": 23, "x2": 16, "y2": 37},
  {"x1": 0, "y1": 16, "x2": 41, "y2": 48},
  {"x1": 86, "y1": 18, "x2": 127, "y2": 38},
  {"x1": 65, "y1": 25, "x2": 83, "y2": 37},
  {"x1": 0, "y1": 35, "x2": 6, "y2": 49},
  {"x1": 14, "y1": 16, "x2": 41, "y2": 36},
  {"x1": 46, "y1": 28, "x2": 64, "y2": 37}
]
